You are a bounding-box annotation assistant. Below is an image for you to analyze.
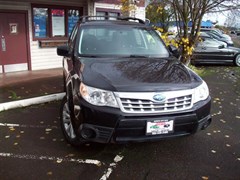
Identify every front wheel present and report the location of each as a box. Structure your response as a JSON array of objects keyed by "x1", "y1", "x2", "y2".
[
  {"x1": 60, "y1": 96, "x2": 85, "y2": 146},
  {"x1": 234, "y1": 54, "x2": 240, "y2": 67}
]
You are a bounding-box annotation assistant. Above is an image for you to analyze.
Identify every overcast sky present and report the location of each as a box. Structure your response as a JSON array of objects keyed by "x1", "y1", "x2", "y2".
[{"x1": 203, "y1": 12, "x2": 227, "y2": 26}]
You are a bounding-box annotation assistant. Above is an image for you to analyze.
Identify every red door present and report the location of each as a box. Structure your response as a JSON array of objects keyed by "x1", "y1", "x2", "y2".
[{"x1": 0, "y1": 12, "x2": 29, "y2": 73}]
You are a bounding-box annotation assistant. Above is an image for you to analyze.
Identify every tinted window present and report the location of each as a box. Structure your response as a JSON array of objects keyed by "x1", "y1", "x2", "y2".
[{"x1": 78, "y1": 25, "x2": 169, "y2": 57}]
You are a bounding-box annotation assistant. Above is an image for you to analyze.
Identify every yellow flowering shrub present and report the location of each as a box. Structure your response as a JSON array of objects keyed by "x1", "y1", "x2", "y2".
[
  {"x1": 120, "y1": 0, "x2": 136, "y2": 16},
  {"x1": 154, "y1": 26, "x2": 195, "y2": 63}
]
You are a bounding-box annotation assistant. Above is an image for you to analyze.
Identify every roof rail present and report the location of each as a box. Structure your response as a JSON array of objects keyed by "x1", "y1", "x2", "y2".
[{"x1": 79, "y1": 16, "x2": 145, "y2": 24}]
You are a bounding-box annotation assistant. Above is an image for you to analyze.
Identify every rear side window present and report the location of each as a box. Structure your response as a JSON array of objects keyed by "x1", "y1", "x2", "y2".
[{"x1": 78, "y1": 25, "x2": 169, "y2": 57}]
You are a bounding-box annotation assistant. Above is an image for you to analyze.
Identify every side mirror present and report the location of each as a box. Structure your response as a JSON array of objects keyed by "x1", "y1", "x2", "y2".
[
  {"x1": 168, "y1": 45, "x2": 180, "y2": 58},
  {"x1": 57, "y1": 45, "x2": 69, "y2": 57},
  {"x1": 218, "y1": 44, "x2": 224, "y2": 49}
]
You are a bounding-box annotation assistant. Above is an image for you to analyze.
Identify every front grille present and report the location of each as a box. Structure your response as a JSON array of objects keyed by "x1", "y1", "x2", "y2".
[{"x1": 115, "y1": 90, "x2": 193, "y2": 114}]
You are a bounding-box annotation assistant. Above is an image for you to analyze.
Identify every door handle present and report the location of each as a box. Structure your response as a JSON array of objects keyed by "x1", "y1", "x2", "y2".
[{"x1": 1, "y1": 36, "x2": 6, "y2": 51}]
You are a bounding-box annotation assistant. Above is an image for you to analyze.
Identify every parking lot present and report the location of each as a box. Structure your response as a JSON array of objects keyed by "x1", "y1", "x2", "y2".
[{"x1": 0, "y1": 66, "x2": 240, "y2": 180}]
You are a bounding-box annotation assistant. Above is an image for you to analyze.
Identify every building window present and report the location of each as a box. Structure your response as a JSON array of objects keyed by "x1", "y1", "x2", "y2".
[
  {"x1": 68, "y1": 10, "x2": 80, "y2": 36},
  {"x1": 51, "y1": 9, "x2": 65, "y2": 37},
  {"x1": 33, "y1": 8, "x2": 48, "y2": 38},
  {"x1": 32, "y1": 5, "x2": 82, "y2": 40},
  {"x1": 96, "y1": 8, "x2": 120, "y2": 20}
]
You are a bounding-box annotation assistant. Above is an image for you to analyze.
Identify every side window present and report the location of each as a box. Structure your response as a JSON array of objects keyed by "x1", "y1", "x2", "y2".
[
  {"x1": 69, "y1": 24, "x2": 78, "y2": 53},
  {"x1": 69, "y1": 24, "x2": 78, "y2": 43}
]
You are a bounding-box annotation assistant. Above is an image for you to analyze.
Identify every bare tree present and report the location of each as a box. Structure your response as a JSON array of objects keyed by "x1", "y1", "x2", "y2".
[
  {"x1": 225, "y1": 9, "x2": 240, "y2": 28},
  {"x1": 161, "y1": 0, "x2": 240, "y2": 64}
]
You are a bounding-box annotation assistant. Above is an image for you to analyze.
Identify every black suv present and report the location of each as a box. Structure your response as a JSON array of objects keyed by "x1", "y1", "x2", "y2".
[{"x1": 57, "y1": 16, "x2": 211, "y2": 146}]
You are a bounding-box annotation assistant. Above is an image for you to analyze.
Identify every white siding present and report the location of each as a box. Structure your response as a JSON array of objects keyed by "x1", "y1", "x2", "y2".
[
  {"x1": 95, "y1": 2, "x2": 145, "y2": 20},
  {"x1": 95, "y1": 2, "x2": 120, "y2": 11},
  {"x1": 134, "y1": 7, "x2": 145, "y2": 20}
]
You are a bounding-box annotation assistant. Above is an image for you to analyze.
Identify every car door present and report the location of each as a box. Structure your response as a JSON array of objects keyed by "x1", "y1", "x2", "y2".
[{"x1": 193, "y1": 39, "x2": 232, "y2": 64}]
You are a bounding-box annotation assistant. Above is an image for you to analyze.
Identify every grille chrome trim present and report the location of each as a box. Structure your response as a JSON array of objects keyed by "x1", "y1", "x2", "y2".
[{"x1": 114, "y1": 89, "x2": 193, "y2": 114}]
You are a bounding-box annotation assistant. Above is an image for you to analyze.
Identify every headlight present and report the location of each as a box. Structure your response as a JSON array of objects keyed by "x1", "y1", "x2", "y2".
[
  {"x1": 79, "y1": 83, "x2": 119, "y2": 108},
  {"x1": 192, "y1": 81, "x2": 209, "y2": 104}
]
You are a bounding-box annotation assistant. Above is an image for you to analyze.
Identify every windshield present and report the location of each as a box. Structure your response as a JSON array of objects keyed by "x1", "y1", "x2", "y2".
[{"x1": 78, "y1": 25, "x2": 169, "y2": 57}]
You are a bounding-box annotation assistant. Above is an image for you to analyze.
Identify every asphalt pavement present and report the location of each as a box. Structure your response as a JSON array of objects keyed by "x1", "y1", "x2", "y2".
[{"x1": 0, "y1": 66, "x2": 239, "y2": 180}]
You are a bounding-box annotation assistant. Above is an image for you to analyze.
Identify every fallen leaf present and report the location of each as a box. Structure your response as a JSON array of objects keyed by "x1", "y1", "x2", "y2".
[
  {"x1": 16, "y1": 135, "x2": 21, "y2": 138},
  {"x1": 220, "y1": 119, "x2": 226, "y2": 123},
  {"x1": 216, "y1": 166, "x2": 220, "y2": 170},
  {"x1": 56, "y1": 159, "x2": 62, "y2": 163},
  {"x1": 236, "y1": 116, "x2": 240, "y2": 119},
  {"x1": 114, "y1": 155, "x2": 124, "y2": 163},
  {"x1": 9, "y1": 127, "x2": 15, "y2": 131},
  {"x1": 20, "y1": 131, "x2": 24, "y2": 134},
  {"x1": 47, "y1": 171, "x2": 53, "y2": 176},
  {"x1": 13, "y1": 142, "x2": 18, "y2": 146},
  {"x1": 202, "y1": 176, "x2": 209, "y2": 180},
  {"x1": 211, "y1": 150, "x2": 216, "y2": 153},
  {"x1": 45, "y1": 128, "x2": 52, "y2": 132},
  {"x1": 5, "y1": 135, "x2": 10, "y2": 139},
  {"x1": 65, "y1": 154, "x2": 75, "y2": 158},
  {"x1": 96, "y1": 162, "x2": 102, "y2": 167},
  {"x1": 225, "y1": 135, "x2": 230, "y2": 138},
  {"x1": 206, "y1": 133, "x2": 211, "y2": 136},
  {"x1": 226, "y1": 144, "x2": 231, "y2": 147}
]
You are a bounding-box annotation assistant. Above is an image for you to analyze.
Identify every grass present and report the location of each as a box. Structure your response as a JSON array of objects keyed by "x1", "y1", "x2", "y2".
[
  {"x1": 189, "y1": 65, "x2": 213, "y2": 77},
  {"x1": 8, "y1": 90, "x2": 21, "y2": 100}
]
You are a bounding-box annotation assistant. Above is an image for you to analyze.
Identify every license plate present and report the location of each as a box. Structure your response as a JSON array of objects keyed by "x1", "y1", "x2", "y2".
[{"x1": 146, "y1": 120, "x2": 174, "y2": 135}]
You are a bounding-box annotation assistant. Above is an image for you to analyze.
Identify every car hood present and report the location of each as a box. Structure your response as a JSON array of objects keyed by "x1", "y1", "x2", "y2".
[{"x1": 79, "y1": 57, "x2": 202, "y2": 92}]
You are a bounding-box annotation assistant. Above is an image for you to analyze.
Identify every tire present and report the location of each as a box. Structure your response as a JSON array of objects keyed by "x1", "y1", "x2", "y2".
[
  {"x1": 234, "y1": 54, "x2": 240, "y2": 67},
  {"x1": 60, "y1": 96, "x2": 85, "y2": 146}
]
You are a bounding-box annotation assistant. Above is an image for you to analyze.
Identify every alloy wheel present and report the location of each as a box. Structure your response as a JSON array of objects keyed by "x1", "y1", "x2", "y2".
[
  {"x1": 235, "y1": 54, "x2": 240, "y2": 67},
  {"x1": 62, "y1": 102, "x2": 76, "y2": 139}
]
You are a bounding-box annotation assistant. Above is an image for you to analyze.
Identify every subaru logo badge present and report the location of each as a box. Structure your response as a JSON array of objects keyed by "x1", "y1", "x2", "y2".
[{"x1": 153, "y1": 94, "x2": 166, "y2": 102}]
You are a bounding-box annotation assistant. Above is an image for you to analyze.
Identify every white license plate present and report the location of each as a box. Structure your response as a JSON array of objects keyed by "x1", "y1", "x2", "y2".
[{"x1": 146, "y1": 120, "x2": 174, "y2": 135}]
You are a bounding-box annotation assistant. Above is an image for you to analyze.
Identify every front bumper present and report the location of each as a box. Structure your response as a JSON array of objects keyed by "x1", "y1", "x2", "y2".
[{"x1": 74, "y1": 96, "x2": 211, "y2": 143}]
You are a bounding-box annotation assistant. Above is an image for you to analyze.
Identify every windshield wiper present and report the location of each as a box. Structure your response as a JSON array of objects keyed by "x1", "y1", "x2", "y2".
[
  {"x1": 79, "y1": 54, "x2": 100, "y2": 58},
  {"x1": 129, "y1": 55, "x2": 149, "y2": 58}
]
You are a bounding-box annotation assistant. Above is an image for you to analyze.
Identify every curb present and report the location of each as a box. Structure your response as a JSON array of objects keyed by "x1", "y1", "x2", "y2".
[{"x1": 0, "y1": 93, "x2": 66, "y2": 112}]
